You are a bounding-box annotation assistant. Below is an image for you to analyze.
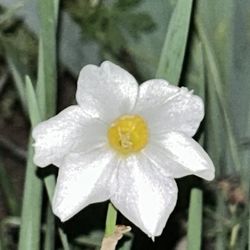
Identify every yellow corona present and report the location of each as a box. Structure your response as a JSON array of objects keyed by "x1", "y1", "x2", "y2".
[{"x1": 107, "y1": 115, "x2": 148, "y2": 155}]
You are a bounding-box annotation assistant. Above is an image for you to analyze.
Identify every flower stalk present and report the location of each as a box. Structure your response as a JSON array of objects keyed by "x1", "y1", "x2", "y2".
[{"x1": 105, "y1": 202, "x2": 118, "y2": 236}]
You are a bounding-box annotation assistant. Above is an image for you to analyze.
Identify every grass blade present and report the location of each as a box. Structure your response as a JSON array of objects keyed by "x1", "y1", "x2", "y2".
[
  {"x1": 58, "y1": 228, "x2": 71, "y2": 250},
  {"x1": 36, "y1": 39, "x2": 46, "y2": 119},
  {"x1": 187, "y1": 188, "x2": 203, "y2": 250},
  {"x1": 215, "y1": 193, "x2": 227, "y2": 250},
  {"x1": 196, "y1": 21, "x2": 241, "y2": 173},
  {"x1": 18, "y1": 140, "x2": 43, "y2": 250},
  {"x1": 25, "y1": 76, "x2": 42, "y2": 126},
  {"x1": 44, "y1": 205, "x2": 55, "y2": 250},
  {"x1": 156, "y1": 0, "x2": 194, "y2": 84},
  {"x1": 38, "y1": 0, "x2": 59, "y2": 118},
  {"x1": 37, "y1": 1, "x2": 69, "y2": 248}
]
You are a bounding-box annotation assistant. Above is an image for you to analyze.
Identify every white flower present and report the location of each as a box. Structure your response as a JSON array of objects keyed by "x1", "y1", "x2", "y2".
[{"x1": 32, "y1": 61, "x2": 215, "y2": 237}]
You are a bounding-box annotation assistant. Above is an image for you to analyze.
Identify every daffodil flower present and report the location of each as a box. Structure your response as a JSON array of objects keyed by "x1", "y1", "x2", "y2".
[{"x1": 32, "y1": 61, "x2": 215, "y2": 237}]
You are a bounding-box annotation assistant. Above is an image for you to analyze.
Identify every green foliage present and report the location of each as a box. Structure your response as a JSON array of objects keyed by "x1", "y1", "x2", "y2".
[
  {"x1": 114, "y1": 0, "x2": 142, "y2": 9},
  {"x1": 64, "y1": 0, "x2": 155, "y2": 55},
  {"x1": 156, "y1": 0, "x2": 193, "y2": 84},
  {"x1": 187, "y1": 189, "x2": 203, "y2": 250},
  {"x1": 18, "y1": 0, "x2": 60, "y2": 249},
  {"x1": 18, "y1": 140, "x2": 43, "y2": 250},
  {"x1": 0, "y1": 12, "x2": 38, "y2": 76}
]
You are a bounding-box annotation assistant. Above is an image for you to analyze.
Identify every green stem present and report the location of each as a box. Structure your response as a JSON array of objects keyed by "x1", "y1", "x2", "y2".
[
  {"x1": 104, "y1": 203, "x2": 117, "y2": 236},
  {"x1": 187, "y1": 188, "x2": 203, "y2": 250},
  {"x1": 229, "y1": 223, "x2": 240, "y2": 249}
]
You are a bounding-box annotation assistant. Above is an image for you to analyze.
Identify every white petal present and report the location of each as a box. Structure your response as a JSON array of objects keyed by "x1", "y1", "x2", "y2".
[
  {"x1": 76, "y1": 61, "x2": 138, "y2": 123},
  {"x1": 32, "y1": 105, "x2": 107, "y2": 167},
  {"x1": 134, "y1": 80, "x2": 204, "y2": 137},
  {"x1": 52, "y1": 146, "x2": 117, "y2": 222},
  {"x1": 111, "y1": 154, "x2": 177, "y2": 237},
  {"x1": 146, "y1": 132, "x2": 215, "y2": 181}
]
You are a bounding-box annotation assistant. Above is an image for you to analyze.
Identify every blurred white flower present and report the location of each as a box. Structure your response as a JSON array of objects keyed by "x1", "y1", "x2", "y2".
[{"x1": 32, "y1": 61, "x2": 214, "y2": 237}]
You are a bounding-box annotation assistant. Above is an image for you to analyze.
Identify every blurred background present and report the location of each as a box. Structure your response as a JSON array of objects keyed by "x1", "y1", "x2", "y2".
[{"x1": 0, "y1": 0, "x2": 250, "y2": 249}]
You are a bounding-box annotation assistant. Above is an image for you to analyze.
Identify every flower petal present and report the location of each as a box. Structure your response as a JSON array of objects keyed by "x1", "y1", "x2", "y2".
[
  {"x1": 32, "y1": 105, "x2": 107, "y2": 167},
  {"x1": 134, "y1": 79, "x2": 204, "y2": 137},
  {"x1": 52, "y1": 146, "x2": 117, "y2": 222},
  {"x1": 111, "y1": 154, "x2": 177, "y2": 237},
  {"x1": 145, "y1": 132, "x2": 215, "y2": 180},
  {"x1": 76, "y1": 61, "x2": 138, "y2": 123}
]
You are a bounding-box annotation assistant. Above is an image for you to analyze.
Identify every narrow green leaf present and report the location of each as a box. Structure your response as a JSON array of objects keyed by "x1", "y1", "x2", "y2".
[
  {"x1": 187, "y1": 188, "x2": 203, "y2": 250},
  {"x1": 44, "y1": 205, "x2": 55, "y2": 250},
  {"x1": 18, "y1": 140, "x2": 43, "y2": 250},
  {"x1": 38, "y1": 0, "x2": 59, "y2": 118},
  {"x1": 215, "y1": 193, "x2": 227, "y2": 250},
  {"x1": 26, "y1": 77, "x2": 59, "y2": 248},
  {"x1": 58, "y1": 228, "x2": 71, "y2": 250},
  {"x1": 156, "y1": 0, "x2": 193, "y2": 84},
  {"x1": 26, "y1": 77, "x2": 58, "y2": 247},
  {"x1": 54, "y1": 0, "x2": 60, "y2": 21},
  {"x1": 25, "y1": 76, "x2": 42, "y2": 126},
  {"x1": 37, "y1": 1, "x2": 71, "y2": 248},
  {"x1": 36, "y1": 39, "x2": 46, "y2": 119},
  {"x1": 44, "y1": 176, "x2": 56, "y2": 204},
  {"x1": 18, "y1": 0, "x2": 63, "y2": 249},
  {"x1": 0, "y1": 153, "x2": 19, "y2": 215},
  {"x1": 196, "y1": 21, "x2": 241, "y2": 173}
]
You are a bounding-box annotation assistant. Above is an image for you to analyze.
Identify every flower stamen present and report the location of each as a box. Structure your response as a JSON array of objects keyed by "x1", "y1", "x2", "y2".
[{"x1": 108, "y1": 115, "x2": 148, "y2": 155}]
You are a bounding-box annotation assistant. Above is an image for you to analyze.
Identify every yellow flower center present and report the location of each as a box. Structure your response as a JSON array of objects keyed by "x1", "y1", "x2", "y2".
[{"x1": 107, "y1": 115, "x2": 148, "y2": 155}]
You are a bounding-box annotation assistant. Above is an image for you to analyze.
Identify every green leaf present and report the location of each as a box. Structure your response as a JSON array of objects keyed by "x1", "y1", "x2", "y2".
[
  {"x1": 38, "y1": 0, "x2": 59, "y2": 118},
  {"x1": 58, "y1": 228, "x2": 71, "y2": 250},
  {"x1": 115, "y1": 0, "x2": 142, "y2": 9},
  {"x1": 156, "y1": 0, "x2": 194, "y2": 84},
  {"x1": 187, "y1": 188, "x2": 203, "y2": 250},
  {"x1": 44, "y1": 176, "x2": 56, "y2": 204},
  {"x1": 196, "y1": 20, "x2": 241, "y2": 174},
  {"x1": 44, "y1": 205, "x2": 55, "y2": 250},
  {"x1": 215, "y1": 193, "x2": 227, "y2": 250},
  {"x1": 25, "y1": 76, "x2": 42, "y2": 126},
  {"x1": 36, "y1": 39, "x2": 46, "y2": 120},
  {"x1": 182, "y1": 32, "x2": 205, "y2": 98},
  {"x1": 18, "y1": 140, "x2": 43, "y2": 250}
]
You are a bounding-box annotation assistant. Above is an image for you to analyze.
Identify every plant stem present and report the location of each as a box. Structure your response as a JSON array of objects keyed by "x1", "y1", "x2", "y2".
[
  {"x1": 229, "y1": 223, "x2": 240, "y2": 249},
  {"x1": 187, "y1": 188, "x2": 203, "y2": 250},
  {"x1": 104, "y1": 203, "x2": 117, "y2": 236}
]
